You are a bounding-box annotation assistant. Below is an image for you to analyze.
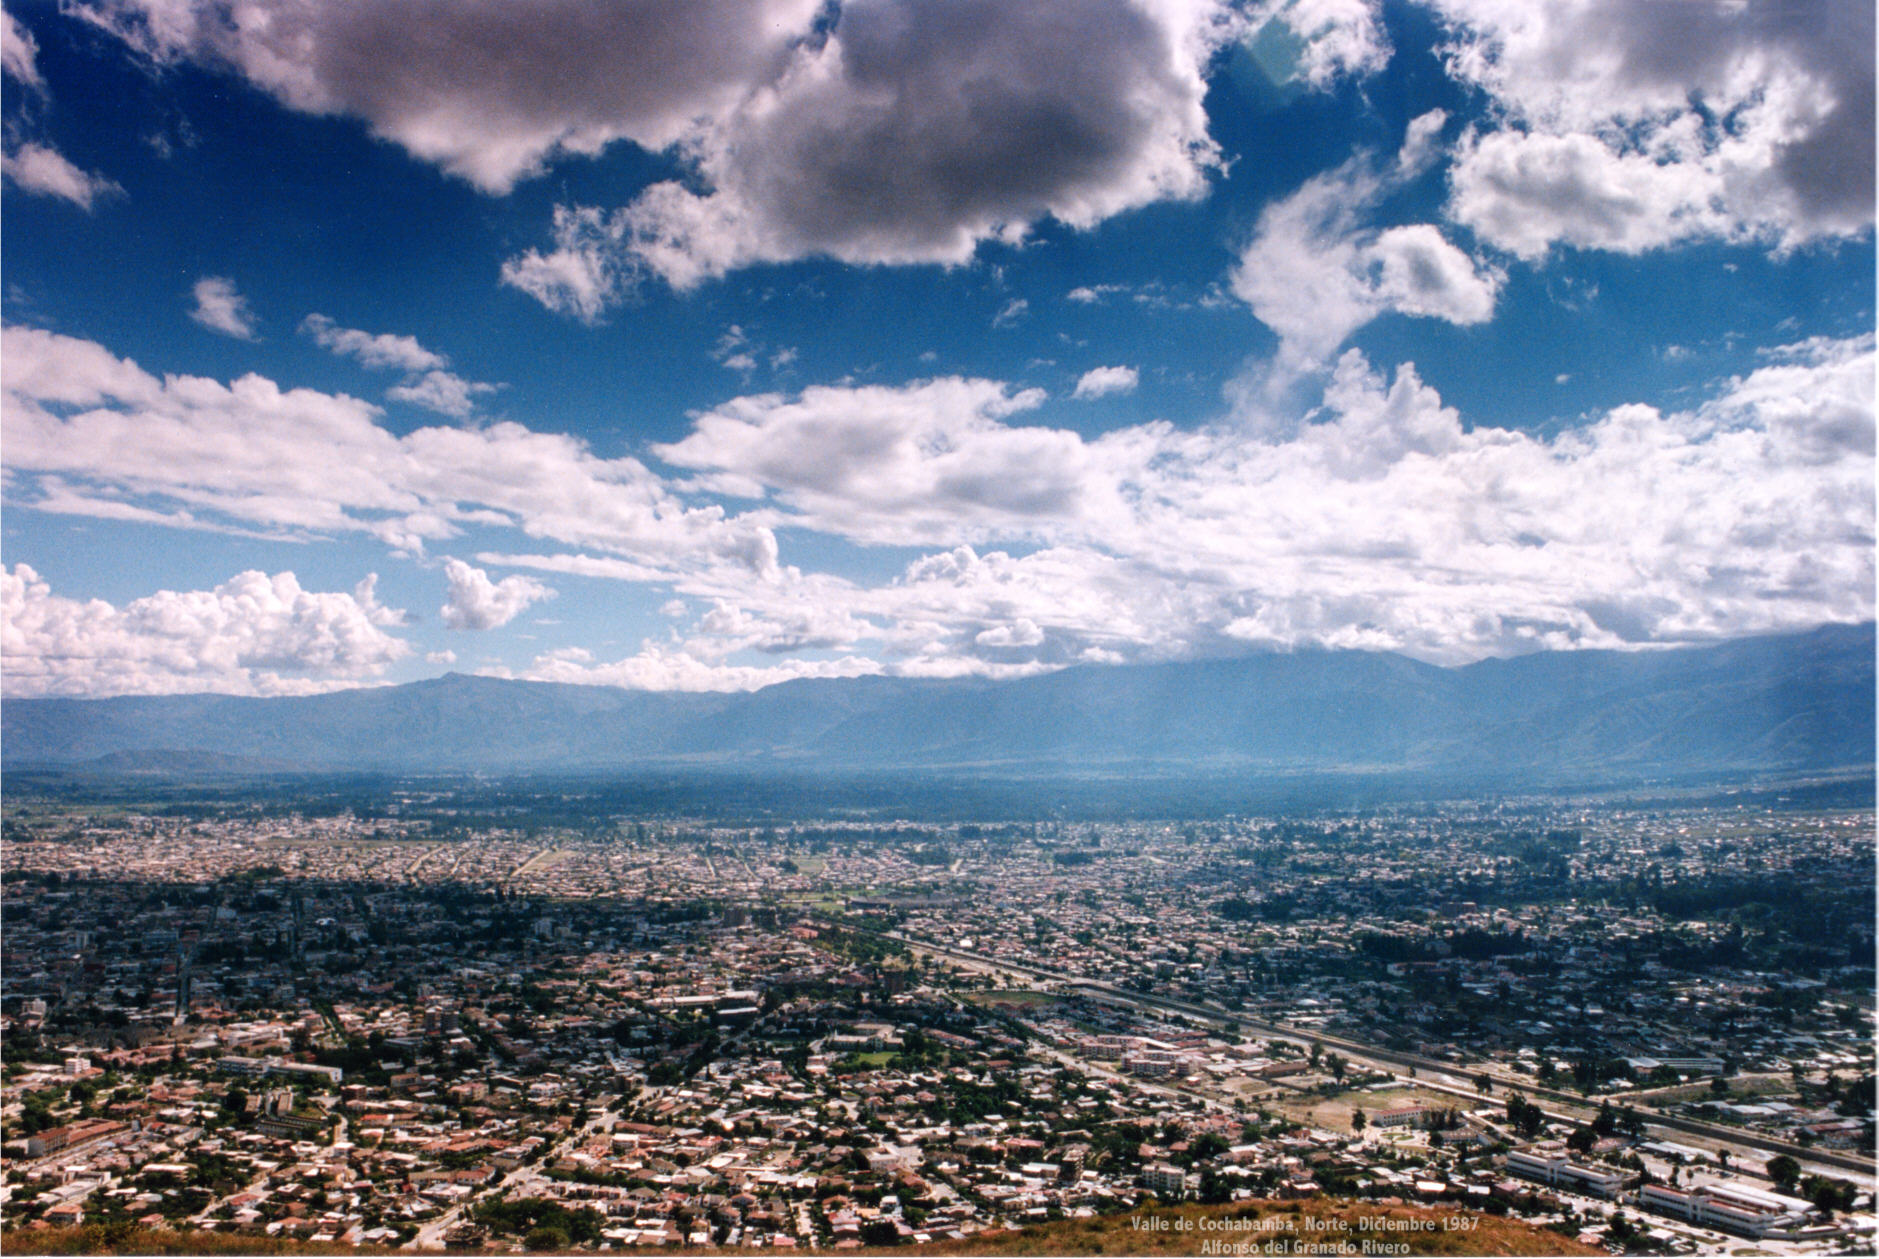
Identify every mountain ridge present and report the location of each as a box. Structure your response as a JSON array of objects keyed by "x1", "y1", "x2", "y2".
[{"x1": 4, "y1": 623, "x2": 1871, "y2": 784}]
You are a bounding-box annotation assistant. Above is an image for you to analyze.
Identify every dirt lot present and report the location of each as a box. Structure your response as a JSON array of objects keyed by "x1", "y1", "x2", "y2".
[
  {"x1": 1626, "y1": 1072, "x2": 1797, "y2": 1106},
  {"x1": 1261, "y1": 1083, "x2": 1472, "y2": 1134}
]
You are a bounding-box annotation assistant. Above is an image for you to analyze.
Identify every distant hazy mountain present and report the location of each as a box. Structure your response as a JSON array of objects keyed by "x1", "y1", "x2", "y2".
[{"x1": 4, "y1": 623, "x2": 1871, "y2": 784}]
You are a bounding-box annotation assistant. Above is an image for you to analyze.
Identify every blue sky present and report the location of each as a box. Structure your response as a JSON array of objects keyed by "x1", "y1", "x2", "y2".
[{"x1": 2, "y1": 0, "x2": 1872, "y2": 697}]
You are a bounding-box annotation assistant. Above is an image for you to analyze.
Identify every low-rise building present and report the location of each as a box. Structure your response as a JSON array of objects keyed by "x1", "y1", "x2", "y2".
[
  {"x1": 1504, "y1": 1144, "x2": 1626, "y2": 1197},
  {"x1": 1637, "y1": 1181, "x2": 1814, "y2": 1238}
]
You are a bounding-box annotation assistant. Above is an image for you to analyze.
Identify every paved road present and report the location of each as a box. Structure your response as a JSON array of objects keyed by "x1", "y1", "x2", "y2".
[
  {"x1": 882, "y1": 927, "x2": 1876, "y2": 1179},
  {"x1": 407, "y1": 1151, "x2": 557, "y2": 1251},
  {"x1": 404, "y1": 1097, "x2": 636, "y2": 1251}
]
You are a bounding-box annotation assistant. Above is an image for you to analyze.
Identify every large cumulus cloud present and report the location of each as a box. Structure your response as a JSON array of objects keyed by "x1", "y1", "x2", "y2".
[
  {"x1": 1433, "y1": 0, "x2": 1875, "y2": 255},
  {"x1": 408, "y1": 323, "x2": 1873, "y2": 687},
  {"x1": 3, "y1": 564, "x2": 411, "y2": 696},
  {"x1": 0, "y1": 324, "x2": 777, "y2": 571},
  {"x1": 578, "y1": 0, "x2": 1226, "y2": 292},
  {"x1": 654, "y1": 377, "x2": 1104, "y2": 544},
  {"x1": 496, "y1": 333, "x2": 1874, "y2": 686},
  {"x1": 6, "y1": 327, "x2": 1869, "y2": 692},
  {"x1": 71, "y1": 0, "x2": 825, "y2": 193},
  {"x1": 73, "y1": 0, "x2": 1232, "y2": 309},
  {"x1": 439, "y1": 558, "x2": 553, "y2": 630}
]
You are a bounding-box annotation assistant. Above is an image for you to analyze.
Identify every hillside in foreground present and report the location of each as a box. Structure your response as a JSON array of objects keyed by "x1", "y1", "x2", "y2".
[
  {"x1": 3, "y1": 1200, "x2": 1601, "y2": 1257},
  {"x1": 892, "y1": 1200, "x2": 1602, "y2": 1256}
]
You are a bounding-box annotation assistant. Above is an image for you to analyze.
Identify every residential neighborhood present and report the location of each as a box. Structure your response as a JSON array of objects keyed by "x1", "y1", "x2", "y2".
[{"x1": 2, "y1": 794, "x2": 1871, "y2": 1254}]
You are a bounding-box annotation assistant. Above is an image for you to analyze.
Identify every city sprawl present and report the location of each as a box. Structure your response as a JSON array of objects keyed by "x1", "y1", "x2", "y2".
[{"x1": 1, "y1": 789, "x2": 1873, "y2": 1255}]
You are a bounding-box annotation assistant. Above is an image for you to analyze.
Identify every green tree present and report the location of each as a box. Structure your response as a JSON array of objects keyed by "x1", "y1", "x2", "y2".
[
  {"x1": 1505, "y1": 1093, "x2": 1545, "y2": 1139},
  {"x1": 1190, "y1": 1133, "x2": 1230, "y2": 1161},
  {"x1": 1802, "y1": 1176, "x2": 1856, "y2": 1215}
]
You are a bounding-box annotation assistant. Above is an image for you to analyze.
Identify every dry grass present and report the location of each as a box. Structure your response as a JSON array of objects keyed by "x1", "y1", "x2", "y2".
[
  {"x1": 885, "y1": 1201, "x2": 1601, "y2": 1257},
  {"x1": 7, "y1": 1200, "x2": 1600, "y2": 1258},
  {"x1": 2, "y1": 1225, "x2": 404, "y2": 1256},
  {"x1": 971, "y1": 990, "x2": 1063, "y2": 1010},
  {"x1": 1263, "y1": 1085, "x2": 1472, "y2": 1135}
]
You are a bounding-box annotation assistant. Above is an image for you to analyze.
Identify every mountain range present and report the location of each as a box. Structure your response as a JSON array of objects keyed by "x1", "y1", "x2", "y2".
[{"x1": 4, "y1": 623, "x2": 1872, "y2": 785}]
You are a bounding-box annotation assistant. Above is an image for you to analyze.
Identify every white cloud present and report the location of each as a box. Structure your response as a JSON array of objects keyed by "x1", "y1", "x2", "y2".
[
  {"x1": 1, "y1": 324, "x2": 777, "y2": 573},
  {"x1": 76, "y1": 0, "x2": 1229, "y2": 300},
  {"x1": 975, "y1": 618, "x2": 1046, "y2": 648},
  {"x1": 385, "y1": 370, "x2": 500, "y2": 419},
  {"x1": 300, "y1": 315, "x2": 496, "y2": 417},
  {"x1": 300, "y1": 313, "x2": 444, "y2": 372},
  {"x1": 1073, "y1": 366, "x2": 1139, "y2": 399},
  {"x1": 2, "y1": 10, "x2": 44, "y2": 90},
  {"x1": 655, "y1": 377, "x2": 1094, "y2": 546},
  {"x1": 189, "y1": 276, "x2": 257, "y2": 339},
  {"x1": 507, "y1": 0, "x2": 1227, "y2": 300},
  {"x1": 1432, "y1": 0, "x2": 1874, "y2": 254},
  {"x1": 497, "y1": 204, "x2": 633, "y2": 324},
  {"x1": 992, "y1": 299, "x2": 1030, "y2": 329},
  {"x1": 439, "y1": 558, "x2": 553, "y2": 630},
  {"x1": 1705, "y1": 336, "x2": 1876, "y2": 466},
  {"x1": 1247, "y1": 0, "x2": 1390, "y2": 87},
  {"x1": 708, "y1": 323, "x2": 792, "y2": 377},
  {"x1": 474, "y1": 552, "x2": 670, "y2": 585},
  {"x1": 2, "y1": 564, "x2": 411, "y2": 697},
  {"x1": 1447, "y1": 129, "x2": 1737, "y2": 260},
  {"x1": 8, "y1": 323, "x2": 1868, "y2": 691},
  {"x1": 1231, "y1": 116, "x2": 1500, "y2": 375},
  {"x1": 2, "y1": 142, "x2": 122, "y2": 210},
  {"x1": 681, "y1": 594, "x2": 878, "y2": 658},
  {"x1": 512, "y1": 642, "x2": 882, "y2": 692},
  {"x1": 73, "y1": 0, "x2": 826, "y2": 194},
  {"x1": 638, "y1": 337, "x2": 1873, "y2": 672}
]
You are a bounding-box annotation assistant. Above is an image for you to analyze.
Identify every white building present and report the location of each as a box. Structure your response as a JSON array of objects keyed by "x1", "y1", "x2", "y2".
[
  {"x1": 1144, "y1": 1162, "x2": 1195, "y2": 1198},
  {"x1": 1637, "y1": 1181, "x2": 1813, "y2": 1238},
  {"x1": 1504, "y1": 1144, "x2": 1626, "y2": 1197}
]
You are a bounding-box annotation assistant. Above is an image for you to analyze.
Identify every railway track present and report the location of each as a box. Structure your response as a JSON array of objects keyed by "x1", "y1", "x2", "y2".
[{"x1": 875, "y1": 926, "x2": 1875, "y2": 1179}]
